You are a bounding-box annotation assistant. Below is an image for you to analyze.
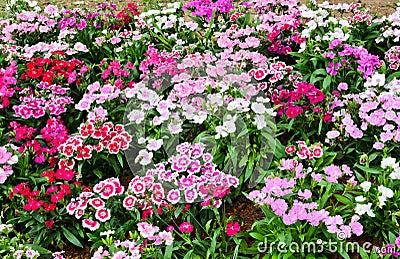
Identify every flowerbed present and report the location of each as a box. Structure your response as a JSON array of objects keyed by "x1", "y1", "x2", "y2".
[{"x1": 1, "y1": 0, "x2": 400, "y2": 258}]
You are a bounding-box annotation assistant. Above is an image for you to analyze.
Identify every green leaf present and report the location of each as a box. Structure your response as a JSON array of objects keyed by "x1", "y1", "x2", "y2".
[
  {"x1": 334, "y1": 194, "x2": 352, "y2": 205},
  {"x1": 322, "y1": 75, "x2": 332, "y2": 92},
  {"x1": 164, "y1": 244, "x2": 173, "y2": 259},
  {"x1": 354, "y1": 164, "x2": 382, "y2": 174},
  {"x1": 24, "y1": 244, "x2": 51, "y2": 255},
  {"x1": 183, "y1": 251, "x2": 194, "y2": 259},
  {"x1": 61, "y1": 226, "x2": 83, "y2": 248},
  {"x1": 249, "y1": 232, "x2": 266, "y2": 241}
]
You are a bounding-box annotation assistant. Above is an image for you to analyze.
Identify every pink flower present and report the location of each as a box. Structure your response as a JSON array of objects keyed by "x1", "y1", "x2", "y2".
[
  {"x1": 350, "y1": 221, "x2": 363, "y2": 236},
  {"x1": 286, "y1": 106, "x2": 303, "y2": 118},
  {"x1": 338, "y1": 82, "x2": 348, "y2": 91},
  {"x1": 179, "y1": 222, "x2": 194, "y2": 233},
  {"x1": 226, "y1": 221, "x2": 240, "y2": 237}
]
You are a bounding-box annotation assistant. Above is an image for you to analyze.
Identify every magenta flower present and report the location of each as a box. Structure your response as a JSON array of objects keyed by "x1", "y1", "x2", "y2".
[
  {"x1": 226, "y1": 221, "x2": 240, "y2": 237},
  {"x1": 179, "y1": 222, "x2": 194, "y2": 233}
]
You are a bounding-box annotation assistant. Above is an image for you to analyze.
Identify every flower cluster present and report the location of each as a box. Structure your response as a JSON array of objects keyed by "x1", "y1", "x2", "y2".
[
  {"x1": 182, "y1": 0, "x2": 236, "y2": 22},
  {"x1": 76, "y1": 60, "x2": 137, "y2": 111},
  {"x1": 137, "y1": 142, "x2": 239, "y2": 206},
  {"x1": 0, "y1": 10, "x2": 57, "y2": 44},
  {"x1": 9, "y1": 118, "x2": 69, "y2": 166},
  {"x1": 330, "y1": 78, "x2": 400, "y2": 148},
  {"x1": 253, "y1": 2, "x2": 306, "y2": 55},
  {"x1": 0, "y1": 61, "x2": 18, "y2": 109},
  {"x1": 385, "y1": 46, "x2": 400, "y2": 71},
  {"x1": 91, "y1": 223, "x2": 174, "y2": 259},
  {"x1": 0, "y1": 146, "x2": 18, "y2": 184},
  {"x1": 271, "y1": 81, "x2": 326, "y2": 119},
  {"x1": 323, "y1": 40, "x2": 382, "y2": 79},
  {"x1": 66, "y1": 177, "x2": 124, "y2": 231},
  {"x1": 58, "y1": 119, "x2": 132, "y2": 160}
]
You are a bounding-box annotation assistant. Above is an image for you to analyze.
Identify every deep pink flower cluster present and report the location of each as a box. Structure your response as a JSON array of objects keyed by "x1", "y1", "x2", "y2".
[
  {"x1": 139, "y1": 45, "x2": 181, "y2": 76},
  {"x1": 385, "y1": 46, "x2": 400, "y2": 71},
  {"x1": 271, "y1": 81, "x2": 326, "y2": 119},
  {"x1": 0, "y1": 61, "x2": 18, "y2": 109},
  {"x1": 58, "y1": 119, "x2": 132, "y2": 160},
  {"x1": 9, "y1": 118, "x2": 69, "y2": 166}
]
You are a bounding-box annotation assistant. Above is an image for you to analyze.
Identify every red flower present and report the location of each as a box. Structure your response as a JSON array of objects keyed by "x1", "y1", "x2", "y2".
[
  {"x1": 26, "y1": 68, "x2": 43, "y2": 79},
  {"x1": 45, "y1": 220, "x2": 54, "y2": 229},
  {"x1": 226, "y1": 221, "x2": 240, "y2": 237},
  {"x1": 285, "y1": 106, "x2": 303, "y2": 118}
]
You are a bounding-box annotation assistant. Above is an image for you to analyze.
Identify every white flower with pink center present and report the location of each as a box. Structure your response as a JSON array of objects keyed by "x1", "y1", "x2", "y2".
[
  {"x1": 131, "y1": 180, "x2": 146, "y2": 195},
  {"x1": 95, "y1": 208, "x2": 111, "y2": 222},
  {"x1": 123, "y1": 195, "x2": 136, "y2": 209},
  {"x1": 82, "y1": 219, "x2": 100, "y2": 231},
  {"x1": 184, "y1": 189, "x2": 198, "y2": 203},
  {"x1": 89, "y1": 198, "x2": 105, "y2": 209},
  {"x1": 167, "y1": 189, "x2": 181, "y2": 204}
]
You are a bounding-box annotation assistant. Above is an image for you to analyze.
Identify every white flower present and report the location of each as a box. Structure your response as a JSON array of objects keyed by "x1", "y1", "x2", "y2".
[
  {"x1": 100, "y1": 230, "x2": 115, "y2": 236},
  {"x1": 251, "y1": 102, "x2": 267, "y2": 114},
  {"x1": 127, "y1": 109, "x2": 145, "y2": 124},
  {"x1": 223, "y1": 115, "x2": 236, "y2": 133},
  {"x1": 389, "y1": 167, "x2": 400, "y2": 180},
  {"x1": 215, "y1": 126, "x2": 229, "y2": 139},
  {"x1": 135, "y1": 150, "x2": 153, "y2": 166},
  {"x1": 378, "y1": 185, "x2": 394, "y2": 198},
  {"x1": 378, "y1": 196, "x2": 387, "y2": 208},
  {"x1": 381, "y1": 157, "x2": 399, "y2": 169},
  {"x1": 355, "y1": 196, "x2": 366, "y2": 202},
  {"x1": 355, "y1": 203, "x2": 375, "y2": 217},
  {"x1": 360, "y1": 181, "x2": 372, "y2": 192},
  {"x1": 146, "y1": 139, "x2": 163, "y2": 151},
  {"x1": 254, "y1": 114, "x2": 266, "y2": 130},
  {"x1": 7, "y1": 155, "x2": 18, "y2": 165}
]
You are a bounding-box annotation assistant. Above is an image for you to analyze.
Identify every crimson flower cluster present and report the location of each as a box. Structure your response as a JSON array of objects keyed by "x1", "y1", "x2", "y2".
[
  {"x1": 271, "y1": 81, "x2": 327, "y2": 119},
  {"x1": 115, "y1": 3, "x2": 139, "y2": 28},
  {"x1": 10, "y1": 159, "x2": 79, "y2": 214},
  {"x1": 20, "y1": 56, "x2": 86, "y2": 85}
]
